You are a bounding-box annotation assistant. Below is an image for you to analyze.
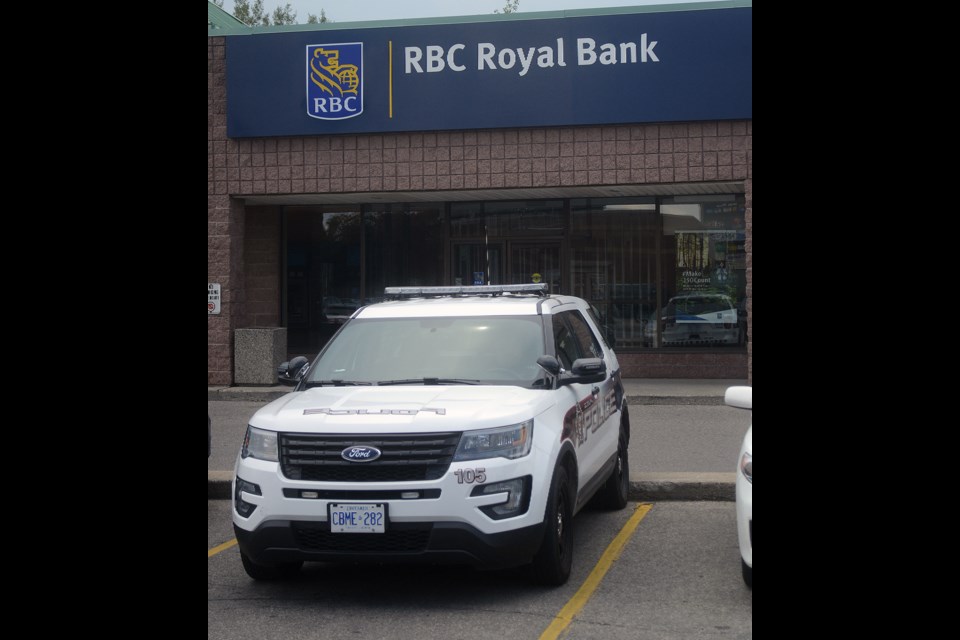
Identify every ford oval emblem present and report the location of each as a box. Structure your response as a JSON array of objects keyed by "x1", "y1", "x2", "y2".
[{"x1": 341, "y1": 445, "x2": 382, "y2": 462}]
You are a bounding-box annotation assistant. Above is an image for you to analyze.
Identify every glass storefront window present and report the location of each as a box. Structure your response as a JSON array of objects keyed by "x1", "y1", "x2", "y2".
[
  {"x1": 570, "y1": 198, "x2": 658, "y2": 350},
  {"x1": 282, "y1": 203, "x2": 444, "y2": 355},
  {"x1": 571, "y1": 195, "x2": 746, "y2": 350},
  {"x1": 660, "y1": 195, "x2": 747, "y2": 349},
  {"x1": 284, "y1": 206, "x2": 362, "y2": 353},
  {"x1": 450, "y1": 201, "x2": 564, "y2": 238},
  {"x1": 451, "y1": 201, "x2": 564, "y2": 288},
  {"x1": 364, "y1": 203, "x2": 443, "y2": 302},
  {"x1": 273, "y1": 193, "x2": 745, "y2": 357}
]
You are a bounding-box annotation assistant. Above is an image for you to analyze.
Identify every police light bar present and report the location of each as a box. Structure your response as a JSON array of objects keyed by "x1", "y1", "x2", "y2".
[{"x1": 384, "y1": 284, "x2": 549, "y2": 298}]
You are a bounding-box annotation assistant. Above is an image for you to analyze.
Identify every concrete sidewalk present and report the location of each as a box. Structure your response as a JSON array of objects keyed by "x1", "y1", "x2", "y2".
[{"x1": 208, "y1": 378, "x2": 749, "y2": 501}]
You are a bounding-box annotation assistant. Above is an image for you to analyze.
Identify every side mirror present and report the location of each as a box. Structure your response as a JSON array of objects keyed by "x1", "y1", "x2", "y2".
[
  {"x1": 536, "y1": 355, "x2": 561, "y2": 376},
  {"x1": 278, "y1": 356, "x2": 310, "y2": 386},
  {"x1": 560, "y1": 357, "x2": 607, "y2": 385},
  {"x1": 724, "y1": 386, "x2": 752, "y2": 410}
]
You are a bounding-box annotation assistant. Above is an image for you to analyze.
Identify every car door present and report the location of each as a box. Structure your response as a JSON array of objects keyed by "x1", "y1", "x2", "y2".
[{"x1": 551, "y1": 309, "x2": 619, "y2": 495}]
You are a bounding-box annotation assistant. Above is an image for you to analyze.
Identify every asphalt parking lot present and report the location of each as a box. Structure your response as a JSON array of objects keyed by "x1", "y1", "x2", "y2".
[{"x1": 208, "y1": 499, "x2": 752, "y2": 640}]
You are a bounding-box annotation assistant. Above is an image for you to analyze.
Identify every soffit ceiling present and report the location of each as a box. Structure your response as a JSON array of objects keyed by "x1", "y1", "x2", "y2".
[{"x1": 239, "y1": 181, "x2": 745, "y2": 206}]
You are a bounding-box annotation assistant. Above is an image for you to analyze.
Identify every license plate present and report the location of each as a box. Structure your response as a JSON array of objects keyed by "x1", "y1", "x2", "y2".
[{"x1": 328, "y1": 503, "x2": 387, "y2": 533}]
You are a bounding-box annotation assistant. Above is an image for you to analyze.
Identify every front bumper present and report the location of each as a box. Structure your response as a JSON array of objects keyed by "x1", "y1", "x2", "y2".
[
  {"x1": 234, "y1": 518, "x2": 544, "y2": 569},
  {"x1": 232, "y1": 431, "x2": 557, "y2": 567}
]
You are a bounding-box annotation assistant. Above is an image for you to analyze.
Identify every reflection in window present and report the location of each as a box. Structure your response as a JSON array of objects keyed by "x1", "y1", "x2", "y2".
[
  {"x1": 364, "y1": 203, "x2": 443, "y2": 301},
  {"x1": 661, "y1": 196, "x2": 747, "y2": 350},
  {"x1": 451, "y1": 201, "x2": 564, "y2": 238},
  {"x1": 570, "y1": 198, "x2": 658, "y2": 350},
  {"x1": 571, "y1": 195, "x2": 746, "y2": 351}
]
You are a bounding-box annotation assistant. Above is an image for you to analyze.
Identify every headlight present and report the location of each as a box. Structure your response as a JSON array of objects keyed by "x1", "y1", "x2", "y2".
[
  {"x1": 740, "y1": 451, "x2": 752, "y2": 483},
  {"x1": 241, "y1": 426, "x2": 279, "y2": 462},
  {"x1": 454, "y1": 420, "x2": 533, "y2": 461}
]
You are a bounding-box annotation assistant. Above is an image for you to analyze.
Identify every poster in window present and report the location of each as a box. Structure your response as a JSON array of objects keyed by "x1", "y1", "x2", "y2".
[{"x1": 675, "y1": 230, "x2": 744, "y2": 295}]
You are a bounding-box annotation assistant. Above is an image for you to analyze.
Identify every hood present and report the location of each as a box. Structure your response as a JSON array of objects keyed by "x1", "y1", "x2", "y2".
[{"x1": 250, "y1": 385, "x2": 552, "y2": 434}]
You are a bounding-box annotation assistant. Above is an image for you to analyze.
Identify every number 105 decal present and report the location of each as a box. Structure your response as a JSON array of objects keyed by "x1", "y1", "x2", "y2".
[{"x1": 453, "y1": 468, "x2": 486, "y2": 484}]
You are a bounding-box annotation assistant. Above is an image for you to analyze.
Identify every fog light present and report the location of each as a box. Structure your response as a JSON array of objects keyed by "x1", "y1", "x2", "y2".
[
  {"x1": 235, "y1": 477, "x2": 261, "y2": 518},
  {"x1": 472, "y1": 476, "x2": 531, "y2": 520}
]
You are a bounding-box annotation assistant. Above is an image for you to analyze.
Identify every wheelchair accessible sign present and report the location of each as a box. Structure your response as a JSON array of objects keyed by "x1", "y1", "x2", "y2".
[{"x1": 208, "y1": 283, "x2": 221, "y2": 315}]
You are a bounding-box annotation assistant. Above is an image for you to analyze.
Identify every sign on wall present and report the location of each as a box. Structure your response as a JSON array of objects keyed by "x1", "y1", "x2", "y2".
[
  {"x1": 226, "y1": 6, "x2": 751, "y2": 137},
  {"x1": 208, "y1": 283, "x2": 221, "y2": 314}
]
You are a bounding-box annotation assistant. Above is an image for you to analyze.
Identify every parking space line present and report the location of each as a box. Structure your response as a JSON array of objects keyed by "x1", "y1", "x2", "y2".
[
  {"x1": 539, "y1": 502, "x2": 654, "y2": 640},
  {"x1": 208, "y1": 538, "x2": 238, "y2": 558}
]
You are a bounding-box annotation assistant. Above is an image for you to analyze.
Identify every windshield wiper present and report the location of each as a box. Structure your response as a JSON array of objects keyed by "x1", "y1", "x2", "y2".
[
  {"x1": 376, "y1": 378, "x2": 481, "y2": 386},
  {"x1": 302, "y1": 380, "x2": 374, "y2": 387}
]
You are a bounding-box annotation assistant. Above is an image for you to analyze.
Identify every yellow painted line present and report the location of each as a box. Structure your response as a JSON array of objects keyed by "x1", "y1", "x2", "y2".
[
  {"x1": 539, "y1": 503, "x2": 653, "y2": 640},
  {"x1": 208, "y1": 538, "x2": 238, "y2": 558}
]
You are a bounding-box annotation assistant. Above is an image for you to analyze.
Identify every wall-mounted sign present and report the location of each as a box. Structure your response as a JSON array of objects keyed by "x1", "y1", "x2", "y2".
[
  {"x1": 226, "y1": 5, "x2": 751, "y2": 137},
  {"x1": 208, "y1": 283, "x2": 221, "y2": 315}
]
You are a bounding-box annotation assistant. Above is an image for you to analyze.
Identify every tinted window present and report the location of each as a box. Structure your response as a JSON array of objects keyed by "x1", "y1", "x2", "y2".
[
  {"x1": 566, "y1": 311, "x2": 604, "y2": 359},
  {"x1": 552, "y1": 310, "x2": 604, "y2": 370},
  {"x1": 552, "y1": 315, "x2": 579, "y2": 370}
]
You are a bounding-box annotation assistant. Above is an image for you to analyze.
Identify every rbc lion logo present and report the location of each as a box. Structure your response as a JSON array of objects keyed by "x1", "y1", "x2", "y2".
[{"x1": 306, "y1": 43, "x2": 363, "y2": 120}]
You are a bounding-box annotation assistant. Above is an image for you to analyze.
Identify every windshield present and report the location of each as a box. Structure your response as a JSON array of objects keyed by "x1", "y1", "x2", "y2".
[{"x1": 305, "y1": 315, "x2": 547, "y2": 386}]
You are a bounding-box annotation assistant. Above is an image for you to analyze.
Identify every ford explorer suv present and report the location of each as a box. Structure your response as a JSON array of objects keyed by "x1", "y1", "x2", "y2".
[{"x1": 233, "y1": 283, "x2": 630, "y2": 585}]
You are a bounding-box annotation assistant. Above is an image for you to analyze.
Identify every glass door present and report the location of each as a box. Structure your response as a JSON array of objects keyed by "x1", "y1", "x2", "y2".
[
  {"x1": 453, "y1": 243, "x2": 502, "y2": 286},
  {"x1": 509, "y1": 243, "x2": 562, "y2": 293}
]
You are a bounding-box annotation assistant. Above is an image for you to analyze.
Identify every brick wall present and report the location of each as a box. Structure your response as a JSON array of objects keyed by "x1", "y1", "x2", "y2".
[
  {"x1": 208, "y1": 36, "x2": 233, "y2": 386},
  {"x1": 244, "y1": 206, "x2": 281, "y2": 327},
  {"x1": 618, "y1": 352, "x2": 749, "y2": 379},
  {"x1": 208, "y1": 35, "x2": 754, "y2": 384}
]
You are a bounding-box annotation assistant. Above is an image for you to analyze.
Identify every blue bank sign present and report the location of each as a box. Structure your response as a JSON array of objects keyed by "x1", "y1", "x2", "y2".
[{"x1": 226, "y1": 6, "x2": 751, "y2": 137}]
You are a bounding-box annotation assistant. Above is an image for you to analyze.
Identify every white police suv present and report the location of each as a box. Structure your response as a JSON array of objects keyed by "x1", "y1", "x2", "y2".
[{"x1": 233, "y1": 284, "x2": 630, "y2": 585}]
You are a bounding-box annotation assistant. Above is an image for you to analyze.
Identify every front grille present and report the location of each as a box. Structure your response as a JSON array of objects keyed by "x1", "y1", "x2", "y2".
[
  {"x1": 279, "y1": 432, "x2": 461, "y2": 482},
  {"x1": 292, "y1": 521, "x2": 432, "y2": 552}
]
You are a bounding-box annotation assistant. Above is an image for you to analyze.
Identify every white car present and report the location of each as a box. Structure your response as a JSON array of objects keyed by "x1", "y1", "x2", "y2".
[
  {"x1": 725, "y1": 385, "x2": 752, "y2": 588},
  {"x1": 233, "y1": 284, "x2": 631, "y2": 585},
  {"x1": 661, "y1": 293, "x2": 740, "y2": 346}
]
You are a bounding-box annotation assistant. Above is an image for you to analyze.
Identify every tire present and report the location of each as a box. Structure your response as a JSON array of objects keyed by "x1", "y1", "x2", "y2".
[
  {"x1": 741, "y1": 558, "x2": 752, "y2": 588},
  {"x1": 531, "y1": 463, "x2": 573, "y2": 586},
  {"x1": 240, "y1": 550, "x2": 303, "y2": 581},
  {"x1": 595, "y1": 420, "x2": 629, "y2": 510}
]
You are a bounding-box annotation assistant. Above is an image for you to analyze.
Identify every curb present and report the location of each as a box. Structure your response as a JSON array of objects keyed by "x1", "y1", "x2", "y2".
[
  {"x1": 628, "y1": 472, "x2": 735, "y2": 501},
  {"x1": 208, "y1": 470, "x2": 233, "y2": 499},
  {"x1": 628, "y1": 396, "x2": 726, "y2": 406},
  {"x1": 208, "y1": 471, "x2": 735, "y2": 502}
]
